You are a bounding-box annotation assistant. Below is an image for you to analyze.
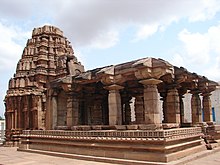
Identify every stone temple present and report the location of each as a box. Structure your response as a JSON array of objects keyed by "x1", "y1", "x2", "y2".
[{"x1": 4, "y1": 25, "x2": 220, "y2": 164}]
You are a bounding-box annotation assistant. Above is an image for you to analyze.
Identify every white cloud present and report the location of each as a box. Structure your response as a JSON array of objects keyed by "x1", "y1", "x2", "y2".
[
  {"x1": 171, "y1": 53, "x2": 185, "y2": 67},
  {"x1": 52, "y1": 0, "x2": 220, "y2": 48},
  {"x1": 132, "y1": 24, "x2": 159, "y2": 42},
  {"x1": 0, "y1": 21, "x2": 31, "y2": 116},
  {"x1": 178, "y1": 29, "x2": 210, "y2": 64},
  {"x1": 0, "y1": 0, "x2": 220, "y2": 49},
  {"x1": 73, "y1": 48, "x2": 89, "y2": 70},
  {"x1": 89, "y1": 29, "x2": 119, "y2": 49},
  {"x1": 0, "y1": 22, "x2": 30, "y2": 72},
  {"x1": 208, "y1": 25, "x2": 220, "y2": 53},
  {"x1": 175, "y1": 24, "x2": 220, "y2": 81},
  {"x1": 203, "y1": 56, "x2": 220, "y2": 80},
  {"x1": 189, "y1": 0, "x2": 220, "y2": 22}
]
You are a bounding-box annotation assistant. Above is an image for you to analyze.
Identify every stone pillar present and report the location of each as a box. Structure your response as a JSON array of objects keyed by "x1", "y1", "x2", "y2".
[
  {"x1": 12, "y1": 111, "x2": 15, "y2": 129},
  {"x1": 179, "y1": 95, "x2": 185, "y2": 125},
  {"x1": 24, "y1": 96, "x2": 30, "y2": 129},
  {"x1": 135, "y1": 96, "x2": 144, "y2": 124},
  {"x1": 6, "y1": 112, "x2": 12, "y2": 131},
  {"x1": 105, "y1": 84, "x2": 124, "y2": 125},
  {"x1": 202, "y1": 93, "x2": 212, "y2": 122},
  {"x1": 46, "y1": 94, "x2": 51, "y2": 130},
  {"x1": 160, "y1": 92, "x2": 167, "y2": 123},
  {"x1": 66, "y1": 95, "x2": 73, "y2": 127},
  {"x1": 166, "y1": 88, "x2": 180, "y2": 124},
  {"x1": 139, "y1": 79, "x2": 162, "y2": 128},
  {"x1": 37, "y1": 96, "x2": 44, "y2": 129},
  {"x1": 91, "y1": 99, "x2": 103, "y2": 125},
  {"x1": 31, "y1": 95, "x2": 39, "y2": 129},
  {"x1": 178, "y1": 89, "x2": 187, "y2": 125},
  {"x1": 14, "y1": 109, "x2": 17, "y2": 129},
  {"x1": 191, "y1": 92, "x2": 202, "y2": 124},
  {"x1": 72, "y1": 95, "x2": 79, "y2": 126},
  {"x1": 52, "y1": 96, "x2": 57, "y2": 129},
  {"x1": 17, "y1": 97, "x2": 22, "y2": 129},
  {"x1": 124, "y1": 99, "x2": 131, "y2": 125}
]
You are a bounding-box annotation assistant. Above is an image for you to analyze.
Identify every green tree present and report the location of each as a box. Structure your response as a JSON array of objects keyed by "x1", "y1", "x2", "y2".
[{"x1": 0, "y1": 116, "x2": 3, "y2": 120}]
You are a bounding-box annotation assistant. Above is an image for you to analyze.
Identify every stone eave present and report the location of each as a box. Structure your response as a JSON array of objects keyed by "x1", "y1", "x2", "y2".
[{"x1": 174, "y1": 66, "x2": 218, "y2": 93}]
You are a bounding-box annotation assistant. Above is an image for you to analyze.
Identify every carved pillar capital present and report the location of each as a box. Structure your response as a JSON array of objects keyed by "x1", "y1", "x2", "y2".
[
  {"x1": 101, "y1": 74, "x2": 125, "y2": 86},
  {"x1": 190, "y1": 89, "x2": 200, "y2": 95},
  {"x1": 201, "y1": 92, "x2": 211, "y2": 97},
  {"x1": 104, "y1": 84, "x2": 124, "y2": 91},
  {"x1": 139, "y1": 78, "x2": 162, "y2": 86}
]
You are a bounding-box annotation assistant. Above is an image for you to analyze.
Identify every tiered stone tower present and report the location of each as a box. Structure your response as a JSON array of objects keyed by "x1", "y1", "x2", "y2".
[{"x1": 4, "y1": 25, "x2": 84, "y2": 144}]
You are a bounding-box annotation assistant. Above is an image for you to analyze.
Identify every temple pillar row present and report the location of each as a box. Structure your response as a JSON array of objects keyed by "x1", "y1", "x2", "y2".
[
  {"x1": 202, "y1": 93, "x2": 212, "y2": 122},
  {"x1": 66, "y1": 95, "x2": 73, "y2": 127},
  {"x1": 72, "y1": 95, "x2": 79, "y2": 126},
  {"x1": 37, "y1": 95, "x2": 45, "y2": 130},
  {"x1": 51, "y1": 96, "x2": 57, "y2": 129},
  {"x1": 191, "y1": 92, "x2": 202, "y2": 124},
  {"x1": 124, "y1": 100, "x2": 131, "y2": 125},
  {"x1": 179, "y1": 95, "x2": 185, "y2": 125},
  {"x1": 140, "y1": 79, "x2": 162, "y2": 128},
  {"x1": 105, "y1": 84, "x2": 124, "y2": 126},
  {"x1": 160, "y1": 93, "x2": 167, "y2": 123},
  {"x1": 134, "y1": 96, "x2": 144, "y2": 124},
  {"x1": 165, "y1": 88, "x2": 180, "y2": 124}
]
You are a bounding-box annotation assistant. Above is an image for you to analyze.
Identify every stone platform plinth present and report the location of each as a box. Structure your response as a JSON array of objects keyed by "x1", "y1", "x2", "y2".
[
  {"x1": 206, "y1": 124, "x2": 220, "y2": 140},
  {"x1": 18, "y1": 127, "x2": 205, "y2": 163},
  {"x1": 4, "y1": 129, "x2": 22, "y2": 147}
]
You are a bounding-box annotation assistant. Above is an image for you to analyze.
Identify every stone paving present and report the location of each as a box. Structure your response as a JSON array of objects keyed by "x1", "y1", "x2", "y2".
[
  {"x1": 1, "y1": 146, "x2": 220, "y2": 165},
  {"x1": 0, "y1": 147, "x2": 112, "y2": 165},
  {"x1": 184, "y1": 150, "x2": 220, "y2": 165}
]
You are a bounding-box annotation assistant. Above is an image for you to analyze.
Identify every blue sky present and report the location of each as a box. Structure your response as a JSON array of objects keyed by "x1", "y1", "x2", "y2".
[{"x1": 0, "y1": 0, "x2": 220, "y2": 117}]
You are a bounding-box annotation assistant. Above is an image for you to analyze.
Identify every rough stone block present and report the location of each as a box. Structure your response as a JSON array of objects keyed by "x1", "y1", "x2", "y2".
[
  {"x1": 101, "y1": 125, "x2": 116, "y2": 130},
  {"x1": 79, "y1": 126, "x2": 91, "y2": 131},
  {"x1": 162, "y1": 123, "x2": 179, "y2": 129},
  {"x1": 71, "y1": 125, "x2": 91, "y2": 131},
  {"x1": 138, "y1": 124, "x2": 161, "y2": 130},
  {"x1": 91, "y1": 125, "x2": 102, "y2": 130},
  {"x1": 55, "y1": 126, "x2": 71, "y2": 130},
  {"x1": 126, "y1": 125, "x2": 138, "y2": 130},
  {"x1": 115, "y1": 125, "x2": 126, "y2": 130},
  {"x1": 71, "y1": 126, "x2": 78, "y2": 131}
]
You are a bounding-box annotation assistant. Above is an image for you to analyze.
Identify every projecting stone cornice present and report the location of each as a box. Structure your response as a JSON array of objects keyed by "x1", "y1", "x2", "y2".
[
  {"x1": 139, "y1": 78, "x2": 162, "y2": 86},
  {"x1": 174, "y1": 66, "x2": 218, "y2": 93},
  {"x1": 133, "y1": 57, "x2": 174, "y2": 80},
  {"x1": 96, "y1": 65, "x2": 115, "y2": 75},
  {"x1": 100, "y1": 74, "x2": 125, "y2": 86},
  {"x1": 104, "y1": 84, "x2": 124, "y2": 91}
]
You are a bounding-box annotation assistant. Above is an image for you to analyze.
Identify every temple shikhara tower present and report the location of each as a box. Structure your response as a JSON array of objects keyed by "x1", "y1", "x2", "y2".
[
  {"x1": 5, "y1": 25, "x2": 84, "y2": 140},
  {"x1": 4, "y1": 25, "x2": 220, "y2": 164}
]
